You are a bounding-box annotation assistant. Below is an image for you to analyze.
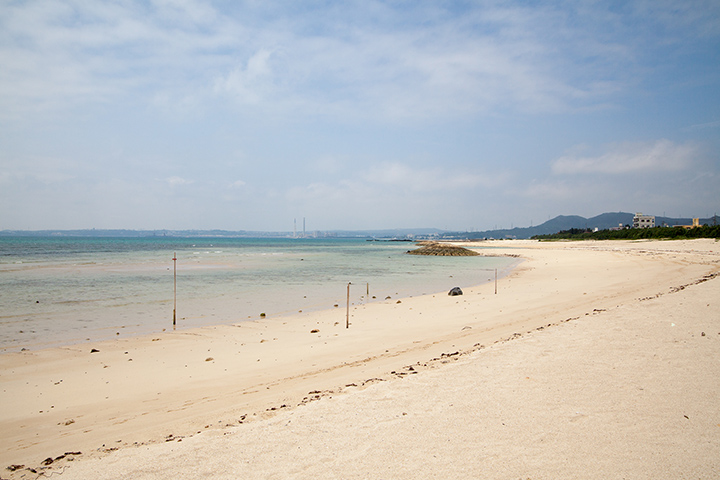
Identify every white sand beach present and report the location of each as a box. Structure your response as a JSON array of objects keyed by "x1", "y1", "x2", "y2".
[{"x1": 1, "y1": 239, "x2": 718, "y2": 479}]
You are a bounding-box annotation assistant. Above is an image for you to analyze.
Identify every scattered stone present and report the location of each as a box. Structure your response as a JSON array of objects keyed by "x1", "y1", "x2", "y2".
[
  {"x1": 7, "y1": 464, "x2": 25, "y2": 472},
  {"x1": 205, "y1": 357, "x2": 214, "y2": 362},
  {"x1": 310, "y1": 329, "x2": 319, "y2": 333},
  {"x1": 90, "y1": 349, "x2": 100, "y2": 353},
  {"x1": 448, "y1": 287, "x2": 463, "y2": 296}
]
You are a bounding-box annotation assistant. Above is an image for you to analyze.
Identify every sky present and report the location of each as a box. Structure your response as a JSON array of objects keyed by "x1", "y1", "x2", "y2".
[{"x1": 1, "y1": 0, "x2": 719, "y2": 232}]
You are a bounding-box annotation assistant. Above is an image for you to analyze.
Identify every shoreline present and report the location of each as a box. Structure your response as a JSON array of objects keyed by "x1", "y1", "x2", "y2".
[
  {"x1": 0, "y1": 255, "x2": 521, "y2": 354},
  {"x1": 0, "y1": 241, "x2": 518, "y2": 353},
  {"x1": 2, "y1": 239, "x2": 718, "y2": 477}
]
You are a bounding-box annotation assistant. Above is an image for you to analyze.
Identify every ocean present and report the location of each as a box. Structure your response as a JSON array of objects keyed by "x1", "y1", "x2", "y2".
[{"x1": 0, "y1": 236, "x2": 518, "y2": 352}]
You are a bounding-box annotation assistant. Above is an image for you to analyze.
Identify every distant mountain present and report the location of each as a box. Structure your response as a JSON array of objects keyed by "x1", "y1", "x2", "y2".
[{"x1": 443, "y1": 212, "x2": 719, "y2": 240}]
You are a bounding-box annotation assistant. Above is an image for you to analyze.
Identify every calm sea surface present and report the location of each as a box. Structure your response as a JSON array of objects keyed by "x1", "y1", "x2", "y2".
[{"x1": 0, "y1": 236, "x2": 518, "y2": 352}]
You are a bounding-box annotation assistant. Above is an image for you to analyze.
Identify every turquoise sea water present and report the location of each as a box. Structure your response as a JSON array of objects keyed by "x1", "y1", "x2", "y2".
[{"x1": 0, "y1": 236, "x2": 518, "y2": 352}]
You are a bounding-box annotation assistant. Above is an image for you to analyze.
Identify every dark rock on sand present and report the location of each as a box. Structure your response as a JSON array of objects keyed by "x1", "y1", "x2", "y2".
[{"x1": 448, "y1": 287, "x2": 463, "y2": 296}]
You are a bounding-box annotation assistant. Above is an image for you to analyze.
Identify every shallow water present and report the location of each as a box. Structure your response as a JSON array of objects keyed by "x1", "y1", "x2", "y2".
[{"x1": 0, "y1": 237, "x2": 518, "y2": 351}]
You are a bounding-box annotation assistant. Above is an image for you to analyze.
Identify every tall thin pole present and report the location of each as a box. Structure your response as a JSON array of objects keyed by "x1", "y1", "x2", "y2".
[
  {"x1": 346, "y1": 282, "x2": 351, "y2": 329},
  {"x1": 494, "y1": 268, "x2": 497, "y2": 295},
  {"x1": 173, "y1": 252, "x2": 177, "y2": 327}
]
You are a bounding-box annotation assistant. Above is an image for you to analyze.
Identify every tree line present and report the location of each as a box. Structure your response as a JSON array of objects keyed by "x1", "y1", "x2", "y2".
[{"x1": 532, "y1": 224, "x2": 720, "y2": 241}]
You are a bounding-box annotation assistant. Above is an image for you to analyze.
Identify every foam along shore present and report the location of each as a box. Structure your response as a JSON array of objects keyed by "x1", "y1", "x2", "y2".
[{"x1": 1, "y1": 239, "x2": 718, "y2": 478}]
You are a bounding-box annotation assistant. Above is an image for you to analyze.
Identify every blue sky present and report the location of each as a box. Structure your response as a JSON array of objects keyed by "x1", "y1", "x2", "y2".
[{"x1": 1, "y1": 0, "x2": 719, "y2": 232}]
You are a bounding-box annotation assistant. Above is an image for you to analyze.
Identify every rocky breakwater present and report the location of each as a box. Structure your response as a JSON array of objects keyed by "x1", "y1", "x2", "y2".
[{"x1": 406, "y1": 242, "x2": 480, "y2": 256}]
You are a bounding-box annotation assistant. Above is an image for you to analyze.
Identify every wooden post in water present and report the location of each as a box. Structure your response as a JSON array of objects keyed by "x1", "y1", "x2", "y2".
[
  {"x1": 346, "y1": 282, "x2": 351, "y2": 329},
  {"x1": 173, "y1": 252, "x2": 177, "y2": 328}
]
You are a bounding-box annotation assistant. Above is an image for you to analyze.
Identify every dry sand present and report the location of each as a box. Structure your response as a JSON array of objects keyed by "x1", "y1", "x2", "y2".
[{"x1": 1, "y1": 239, "x2": 718, "y2": 479}]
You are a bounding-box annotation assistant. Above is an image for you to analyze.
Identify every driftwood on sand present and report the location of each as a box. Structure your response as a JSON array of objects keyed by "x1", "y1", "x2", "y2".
[{"x1": 406, "y1": 242, "x2": 480, "y2": 256}]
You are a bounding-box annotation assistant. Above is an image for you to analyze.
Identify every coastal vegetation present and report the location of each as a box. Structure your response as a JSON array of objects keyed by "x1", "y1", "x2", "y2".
[{"x1": 532, "y1": 224, "x2": 720, "y2": 241}]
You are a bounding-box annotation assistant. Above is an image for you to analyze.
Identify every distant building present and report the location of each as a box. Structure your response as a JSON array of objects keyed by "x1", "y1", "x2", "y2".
[
  {"x1": 633, "y1": 213, "x2": 655, "y2": 229},
  {"x1": 677, "y1": 218, "x2": 701, "y2": 229}
]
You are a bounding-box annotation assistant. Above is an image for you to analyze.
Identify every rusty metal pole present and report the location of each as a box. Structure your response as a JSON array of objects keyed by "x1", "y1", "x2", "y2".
[
  {"x1": 346, "y1": 282, "x2": 351, "y2": 328},
  {"x1": 173, "y1": 252, "x2": 177, "y2": 328}
]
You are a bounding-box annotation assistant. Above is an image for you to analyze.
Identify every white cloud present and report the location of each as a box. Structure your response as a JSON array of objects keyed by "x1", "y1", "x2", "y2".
[
  {"x1": 364, "y1": 162, "x2": 503, "y2": 192},
  {"x1": 551, "y1": 140, "x2": 697, "y2": 175},
  {"x1": 166, "y1": 176, "x2": 193, "y2": 186},
  {"x1": 523, "y1": 180, "x2": 579, "y2": 200},
  {"x1": 214, "y1": 49, "x2": 276, "y2": 104},
  {"x1": 0, "y1": 0, "x2": 671, "y2": 122},
  {"x1": 684, "y1": 120, "x2": 720, "y2": 131},
  {"x1": 0, "y1": 154, "x2": 79, "y2": 184},
  {"x1": 0, "y1": 0, "x2": 239, "y2": 118},
  {"x1": 285, "y1": 181, "x2": 357, "y2": 203}
]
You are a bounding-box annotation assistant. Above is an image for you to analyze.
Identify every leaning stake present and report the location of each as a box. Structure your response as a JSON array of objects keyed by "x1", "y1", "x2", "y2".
[
  {"x1": 173, "y1": 252, "x2": 177, "y2": 327},
  {"x1": 346, "y1": 282, "x2": 351, "y2": 329}
]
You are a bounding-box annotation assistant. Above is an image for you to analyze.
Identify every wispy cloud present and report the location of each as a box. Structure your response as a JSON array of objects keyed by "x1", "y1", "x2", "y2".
[
  {"x1": 214, "y1": 49, "x2": 277, "y2": 105},
  {"x1": 364, "y1": 162, "x2": 503, "y2": 192},
  {"x1": 0, "y1": 154, "x2": 78, "y2": 184},
  {"x1": 523, "y1": 180, "x2": 580, "y2": 200},
  {"x1": 166, "y1": 176, "x2": 193, "y2": 186},
  {"x1": 684, "y1": 120, "x2": 720, "y2": 131},
  {"x1": 2, "y1": 0, "x2": 691, "y2": 122},
  {"x1": 551, "y1": 140, "x2": 697, "y2": 175},
  {"x1": 0, "y1": 0, "x2": 238, "y2": 117},
  {"x1": 2, "y1": 1, "x2": 718, "y2": 231}
]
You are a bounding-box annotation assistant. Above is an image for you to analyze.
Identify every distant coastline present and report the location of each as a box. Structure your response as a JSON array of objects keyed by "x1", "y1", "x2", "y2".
[
  {"x1": 0, "y1": 228, "x2": 443, "y2": 240},
  {"x1": 2, "y1": 211, "x2": 717, "y2": 240}
]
